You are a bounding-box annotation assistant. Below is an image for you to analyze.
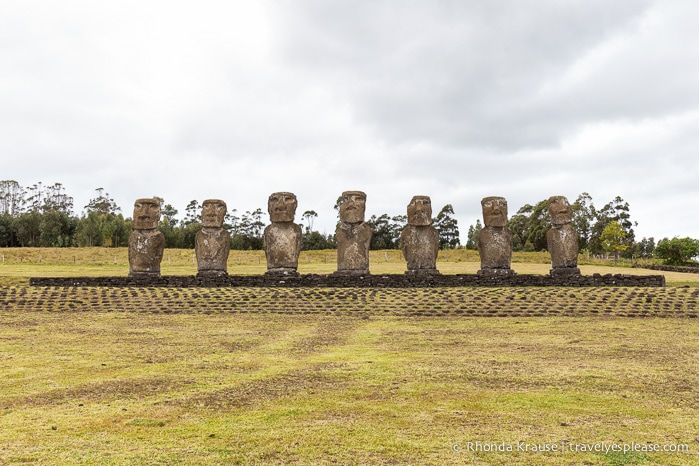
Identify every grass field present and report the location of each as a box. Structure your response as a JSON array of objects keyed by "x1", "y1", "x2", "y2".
[
  {"x1": 0, "y1": 247, "x2": 696, "y2": 287},
  {"x1": 1, "y1": 248, "x2": 698, "y2": 465}
]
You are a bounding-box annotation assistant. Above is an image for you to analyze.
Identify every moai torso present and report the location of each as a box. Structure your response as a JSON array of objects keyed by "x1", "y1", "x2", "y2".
[
  {"x1": 128, "y1": 229, "x2": 165, "y2": 276},
  {"x1": 478, "y1": 227, "x2": 513, "y2": 269},
  {"x1": 196, "y1": 228, "x2": 231, "y2": 275},
  {"x1": 401, "y1": 225, "x2": 440, "y2": 271},
  {"x1": 264, "y1": 222, "x2": 303, "y2": 272},
  {"x1": 336, "y1": 222, "x2": 373, "y2": 274},
  {"x1": 547, "y1": 224, "x2": 579, "y2": 268}
]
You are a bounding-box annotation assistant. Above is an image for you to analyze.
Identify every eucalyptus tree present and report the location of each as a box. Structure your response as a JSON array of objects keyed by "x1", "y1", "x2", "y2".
[{"x1": 434, "y1": 204, "x2": 460, "y2": 249}]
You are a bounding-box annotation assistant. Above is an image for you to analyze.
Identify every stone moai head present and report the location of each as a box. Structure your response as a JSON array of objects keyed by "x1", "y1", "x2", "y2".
[
  {"x1": 339, "y1": 191, "x2": 366, "y2": 225},
  {"x1": 548, "y1": 196, "x2": 573, "y2": 226},
  {"x1": 201, "y1": 199, "x2": 227, "y2": 228},
  {"x1": 133, "y1": 198, "x2": 160, "y2": 230},
  {"x1": 407, "y1": 195, "x2": 433, "y2": 226},
  {"x1": 268, "y1": 192, "x2": 298, "y2": 223},
  {"x1": 481, "y1": 196, "x2": 508, "y2": 227}
]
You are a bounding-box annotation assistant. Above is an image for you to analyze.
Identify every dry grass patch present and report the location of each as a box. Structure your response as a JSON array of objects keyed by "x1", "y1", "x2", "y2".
[
  {"x1": 3, "y1": 247, "x2": 697, "y2": 286},
  {"x1": 1, "y1": 258, "x2": 698, "y2": 464},
  {"x1": 1, "y1": 312, "x2": 698, "y2": 465}
]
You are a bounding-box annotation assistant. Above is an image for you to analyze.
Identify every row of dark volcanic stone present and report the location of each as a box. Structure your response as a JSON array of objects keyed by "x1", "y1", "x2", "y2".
[
  {"x1": 30, "y1": 273, "x2": 665, "y2": 288},
  {"x1": 633, "y1": 264, "x2": 699, "y2": 274}
]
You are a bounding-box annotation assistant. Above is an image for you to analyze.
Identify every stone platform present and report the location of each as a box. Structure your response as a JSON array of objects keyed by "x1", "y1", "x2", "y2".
[{"x1": 30, "y1": 272, "x2": 665, "y2": 288}]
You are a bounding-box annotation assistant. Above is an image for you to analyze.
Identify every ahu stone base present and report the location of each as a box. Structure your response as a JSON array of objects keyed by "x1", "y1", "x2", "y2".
[{"x1": 31, "y1": 273, "x2": 665, "y2": 288}]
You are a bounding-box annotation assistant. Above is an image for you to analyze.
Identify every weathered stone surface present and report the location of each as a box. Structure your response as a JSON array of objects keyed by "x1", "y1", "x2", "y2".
[
  {"x1": 31, "y1": 272, "x2": 667, "y2": 288},
  {"x1": 336, "y1": 223, "x2": 372, "y2": 275},
  {"x1": 265, "y1": 223, "x2": 303, "y2": 275},
  {"x1": 547, "y1": 195, "x2": 579, "y2": 275},
  {"x1": 335, "y1": 191, "x2": 372, "y2": 275},
  {"x1": 264, "y1": 192, "x2": 302, "y2": 275},
  {"x1": 401, "y1": 196, "x2": 439, "y2": 274},
  {"x1": 128, "y1": 198, "x2": 165, "y2": 277},
  {"x1": 481, "y1": 196, "x2": 509, "y2": 228},
  {"x1": 550, "y1": 266, "x2": 581, "y2": 277},
  {"x1": 195, "y1": 199, "x2": 230, "y2": 276},
  {"x1": 401, "y1": 225, "x2": 440, "y2": 274},
  {"x1": 132, "y1": 197, "x2": 160, "y2": 230},
  {"x1": 478, "y1": 196, "x2": 514, "y2": 274},
  {"x1": 478, "y1": 227, "x2": 512, "y2": 270},
  {"x1": 406, "y1": 195, "x2": 432, "y2": 227},
  {"x1": 338, "y1": 190, "x2": 366, "y2": 225},
  {"x1": 549, "y1": 195, "x2": 572, "y2": 227},
  {"x1": 476, "y1": 266, "x2": 516, "y2": 277},
  {"x1": 268, "y1": 191, "x2": 297, "y2": 223}
]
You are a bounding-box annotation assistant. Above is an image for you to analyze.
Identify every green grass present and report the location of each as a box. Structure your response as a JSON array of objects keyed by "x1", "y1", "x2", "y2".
[
  {"x1": 0, "y1": 251, "x2": 698, "y2": 464},
  {"x1": 0, "y1": 247, "x2": 697, "y2": 287},
  {"x1": 0, "y1": 246, "x2": 652, "y2": 267},
  {"x1": 0, "y1": 313, "x2": 697, "y2": 465}
]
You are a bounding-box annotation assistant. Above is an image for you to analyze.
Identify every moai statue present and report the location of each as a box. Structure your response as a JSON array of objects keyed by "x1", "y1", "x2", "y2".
[
  {"x1": 334, "y1": 191, "x2": 372, "y2": 276},
  {"x1": 195, "y1": 199, "x2": 231, "y2": 277},
  {"x1": 477, "y1": 196, "x2": 515, "y2": 276},
  {"x1": 264, "y1": 192, "x2": 303, "y2": 276},
  {"x1": 400, "y1": 195, "x2": 440, "y2": 275},
  {"x1": 128, "y1": 198, "x2": 165, "y2": 277},
  {"x1": 547, "y1": 195, "x2": 580, "y2": 276}
]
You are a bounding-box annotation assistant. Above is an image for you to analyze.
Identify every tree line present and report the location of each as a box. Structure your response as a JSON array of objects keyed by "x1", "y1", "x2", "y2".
[
  {"x1": 3, "y1": 181, "x2": 695, "y2": 264},
  {"x1": 0, "y1": 180, "x2": 461, "y2": 251}
]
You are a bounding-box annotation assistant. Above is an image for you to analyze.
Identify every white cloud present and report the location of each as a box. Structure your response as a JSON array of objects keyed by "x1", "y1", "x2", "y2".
[{"x1": 1, "y1": 0, "x2": 698, "y2": 240}]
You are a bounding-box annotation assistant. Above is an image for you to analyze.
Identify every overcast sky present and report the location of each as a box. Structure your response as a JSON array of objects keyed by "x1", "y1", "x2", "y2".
[{"x1": 2, "y1": 0, "x2": 698, "y2": 240}]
